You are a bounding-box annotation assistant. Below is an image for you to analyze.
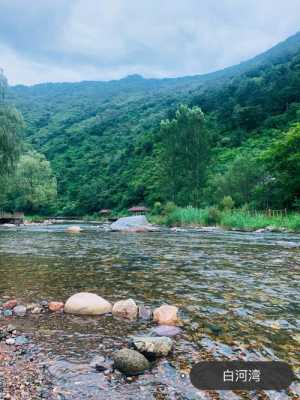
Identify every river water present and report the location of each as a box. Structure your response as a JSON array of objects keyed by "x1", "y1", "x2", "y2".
[{"x1": 0, "y1": 224, "x2": 299, "y2": 399}]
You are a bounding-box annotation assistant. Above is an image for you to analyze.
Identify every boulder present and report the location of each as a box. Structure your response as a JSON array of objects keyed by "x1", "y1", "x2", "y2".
[
  {"x1": 152, "y1": 325, "x2": 182, "y2": 337},
  {"x1": 64, "y1": 292, "x2": 112, "y2": 315},
  {"x1": 112, "y1": 299, "x2": 138, "y2": 320},
  {"x1": 13, "y1": 305, "x2": 27, "y2": 317},
  {"x1": 138, "y1": 305, "x2": 152, "y2": 320},
  {"x1": 3, "y1": 299, "x2": 17, "y2": 309},
  {"x1": 66, "y1": 226, "x2": 81, "y2": 233},
  {"x1": 153, "y1": 305, "x2": 179, "y2": 326},
  {"x1": 132, "y1": 336, "x2": 173, "y2": 357},
  {"x1": 113, "y1": 348, "x2": 150, "y2": 375},
  {"x1": 110, "y1": 216, "x2": 156, "y2": 232},
  {"x1": 48, "y1": 301, "x2": 64, "y2": 312}
]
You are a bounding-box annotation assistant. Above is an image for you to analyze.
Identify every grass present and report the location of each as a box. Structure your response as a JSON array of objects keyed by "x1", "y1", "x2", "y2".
[{"x1": 159, "y1": 206, "x2": 300, "y2": 232}]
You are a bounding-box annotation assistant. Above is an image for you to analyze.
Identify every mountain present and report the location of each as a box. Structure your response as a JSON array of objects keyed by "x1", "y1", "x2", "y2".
[{"x1": 7, "y1": 31, "x2": 300, "y2": 214}]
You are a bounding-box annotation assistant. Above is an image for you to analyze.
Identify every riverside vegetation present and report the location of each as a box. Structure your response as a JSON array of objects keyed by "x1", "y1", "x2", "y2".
[{"x1": 1, "y1": 32, "x2": 300, "y2": 223}]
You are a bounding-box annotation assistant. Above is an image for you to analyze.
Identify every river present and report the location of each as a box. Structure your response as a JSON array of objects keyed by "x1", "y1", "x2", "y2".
[{"x1": 0, "y1": 224, "x2": 299, "y2": 399}]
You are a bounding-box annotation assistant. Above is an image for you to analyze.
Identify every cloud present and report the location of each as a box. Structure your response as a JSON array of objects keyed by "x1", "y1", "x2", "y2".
[{"x1": 0, "y1": 0, "x2": 300, "y2": 85}]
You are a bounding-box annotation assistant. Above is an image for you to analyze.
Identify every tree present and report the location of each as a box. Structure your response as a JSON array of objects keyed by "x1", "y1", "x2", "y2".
[
  {"x1": 0, "y1": 70, "x2": 23, "y2": 174},
  {"x1": 160, "y1": 104, "x2": 210, "y2": 206},
  {"x1": 6, "y1": 152, "x2": 57, "y2": 213},
  {"x1": 263, "y1": 123, "x2": 300, "y2": 208}
]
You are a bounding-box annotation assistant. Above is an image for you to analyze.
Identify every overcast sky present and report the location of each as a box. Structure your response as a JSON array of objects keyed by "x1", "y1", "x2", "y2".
[{"x1": 0, "y1": 0, "x2": 299, "y2": 86}]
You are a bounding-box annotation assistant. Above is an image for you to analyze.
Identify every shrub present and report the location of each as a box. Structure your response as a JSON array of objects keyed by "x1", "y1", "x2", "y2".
[{"x1": 220, "y1": 195, "x2": 235, "y2": 211}]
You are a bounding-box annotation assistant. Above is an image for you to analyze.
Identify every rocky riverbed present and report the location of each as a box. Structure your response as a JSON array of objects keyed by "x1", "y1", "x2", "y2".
[{"x1": 0, "y1": 223, "x2": 299, "y2": 399}]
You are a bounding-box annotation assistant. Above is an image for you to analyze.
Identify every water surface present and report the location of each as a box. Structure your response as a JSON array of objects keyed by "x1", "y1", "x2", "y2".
[{"x1": 0, "y1": 224, "x2": 299, "y2": 399}]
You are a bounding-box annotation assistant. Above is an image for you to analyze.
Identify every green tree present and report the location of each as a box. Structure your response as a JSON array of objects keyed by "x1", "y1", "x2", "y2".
[
  {"x1": 0, "y1": 70, "x2": 23, "y2": 174},
  {"x1": 263, "y1": 123, "x2": 300, "y2": 208},
  {"x1": 160, "y1": 104, "x2": 210, "y2": 206},
  {"x1": 6, "y1": 152, "x2": 57, "y2": 213}
]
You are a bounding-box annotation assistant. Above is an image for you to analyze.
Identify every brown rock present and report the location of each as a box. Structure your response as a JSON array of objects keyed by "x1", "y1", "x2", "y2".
[
  {"x1": 3, "y1": 300, "x2": 17, "y2": 310},
  {"x1": 153, "y1": 304, "x2": 179, "y2": 325},
  {"x1": 48, "y1": 301, "x2": 64, "y2": 312},
  {"x1": 112, "y1": 299, "x2": 138, "y2": 320}
]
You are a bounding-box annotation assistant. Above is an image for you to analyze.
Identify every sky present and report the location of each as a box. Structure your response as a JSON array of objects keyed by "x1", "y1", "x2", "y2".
[{"x1": 0, "y1": 0, "x2": 300, "y2": 86}]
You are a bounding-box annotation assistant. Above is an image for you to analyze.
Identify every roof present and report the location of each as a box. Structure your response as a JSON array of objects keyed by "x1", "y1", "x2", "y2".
[
  {"x1": 128, "y1": 206, "x2": 148, "y2": 212},
  {"x1": 100, "y1": 209, "x2": 112, "y2": 214}
]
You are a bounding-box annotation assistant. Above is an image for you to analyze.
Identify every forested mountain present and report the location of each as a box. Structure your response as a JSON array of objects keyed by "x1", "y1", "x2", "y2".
[{"x1": 6, "y1": 31, "x2": 300, "y2": 215}]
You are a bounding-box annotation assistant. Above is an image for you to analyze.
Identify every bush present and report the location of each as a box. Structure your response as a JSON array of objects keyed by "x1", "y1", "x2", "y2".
[
  {"x1": 205, "y1": 207, "x2": 221, "y2": 225},
  {"x1": 220, "y1": 196, "x2": 235, "y2": 211},
  {"x1": 163, "y1": 201, "x2": 177, "y2": 215},
  {"x1": 153, "y1": 201, "x2": 163, "y2": 215}
]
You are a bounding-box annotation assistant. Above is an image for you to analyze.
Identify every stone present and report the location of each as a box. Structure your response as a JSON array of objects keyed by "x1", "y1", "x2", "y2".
[
  {"x1": 31, "y1": 306, "x2": 43, "y2": 314},
  {"x1": 110, "y1": 216, "x2": 156, "y2": 232},
  {"x1": 113, "y1": 348, "x2": 150, "y2": 375},
  {"x1": 40, "y1": 300, "x2": 48, "y2": 307},
  {"x1": 48, "y1": 301, "x2": 64, "y2": 312},
  {"x1": 5, "y1": 338, "x2": 15, "y2": 345},
  {"x1": 3, "y1": 310, "x2": 13, "y2": 317},
  {"x1": 66, "y1": 226, "x2": 81, "y2": 233},
  {"x1": 132, "y1": 336, "x2": 173, "y2": 357},
  {"x1": 112, "y1": 299, "x2": 138, "y2": 320},
  {"x1": 3, "y1": 299, "x2": 17, "y2": 309},
  {"x1": 6, "y1": 324, "x2": 16, "y2": 333},
  {"x1": 138, "y1": 305, "x2": 152, "y2": 320},
  {"x1": 90, "y1": 355, "x2": 113, "y2": 372},
  {"x1": 15, "y1": 336, "x2": 29, "y2": 346},
  {"x1": 153, "y1": 305, "x2": 179, "y2": 325},
  {"x1": 13, "y1": 305, "x2": 27, "y2": 317},
  {"x1": 152, "y1": 325, "x2": 182, "y2": 337},
  {"x1": 64, "y1": 292, "x2": 112, "y2": 315}
]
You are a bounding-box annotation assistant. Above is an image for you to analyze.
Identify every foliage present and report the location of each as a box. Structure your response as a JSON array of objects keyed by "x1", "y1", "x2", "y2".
[
  {"x1": 5, "y1": 32, "x2": 300, "y2": 214},
  {"x1": 1, "y1": 152, "x2": 57, "y2": 213}
]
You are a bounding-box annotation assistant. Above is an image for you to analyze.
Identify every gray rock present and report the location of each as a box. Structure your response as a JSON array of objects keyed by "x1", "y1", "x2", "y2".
[
  {"x1": 152, "y1": 325, "x2": 182, "y2": 337},
  {"x1": 13, "y1": 305, "x2": 27, "y2": 317},
  {"x1": 5, "y1": 338, "x2": 15, "y2": 345},
  {"x1": 132, "y1": 336, "x2": 173, "y2": 357},
  {"x1": 113, "y1": 348, "x2": 150, "y2": 375},
  {"x1": 138, "y1": 305, "x2": 152, "y2": 320},
  {"x1": 15, "y1": 335, "x2": 29, "y2": 346},
  {"x1": 110, "y1": 216, "x2": 156, "y2": 232}
]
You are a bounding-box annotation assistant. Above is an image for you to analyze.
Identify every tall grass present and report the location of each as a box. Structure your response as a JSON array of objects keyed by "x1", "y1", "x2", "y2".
[{"x1": 162, "y1": 206, "x2": 300, "y2": 231}]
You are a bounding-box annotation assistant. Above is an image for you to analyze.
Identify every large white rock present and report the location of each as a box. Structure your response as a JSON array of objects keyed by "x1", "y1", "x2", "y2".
[
  {"x1": 64, "y1": 292, "x2": 112, "y2": 315},
  {"x1": 110, "y1": 216, "x2": 156, "y2": 232}
]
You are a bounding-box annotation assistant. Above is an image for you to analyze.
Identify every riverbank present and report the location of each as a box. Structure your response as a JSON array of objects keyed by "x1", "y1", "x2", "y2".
[{"x1": 151, "y1": 207, "x2": 300, "y2": 232}]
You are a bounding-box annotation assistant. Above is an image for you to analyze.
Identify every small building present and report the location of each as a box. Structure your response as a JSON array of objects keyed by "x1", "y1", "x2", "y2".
[
  {"x1": 0, "y1": 211, "x2": 24, "y2": 225},
  {"x1": 100, "y1": 209, "x2": 112, "y2": 215},
  {"x1": 128, "y1": 206, "x2": 149, "y2": 215}
]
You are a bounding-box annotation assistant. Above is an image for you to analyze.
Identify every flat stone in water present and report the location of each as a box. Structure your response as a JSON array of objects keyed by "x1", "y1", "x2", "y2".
[
  {"x1": 151, "y1": 325, "x2": 182, "y2": 337},
  {"x1": 15, "y1": 335, "x2": 29, "y2": 346}
]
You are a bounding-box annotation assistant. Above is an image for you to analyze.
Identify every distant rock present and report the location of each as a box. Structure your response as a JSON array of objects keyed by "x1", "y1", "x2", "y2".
[
  {"x1": 112, "y1": 299, "x2": 138, "y2": 320},
  {"x1": 13, "y1": 305, "x2": 27, "y2": 317},
  {"x1": 132, "y1": 336, "x2": 173, "y2": 357},
  {"x1": 66, "y1": 226, "x2": 82, "y2": 233},
  {"x1": 110, "y1": 216, "x2": 156, "y2": 232},
  {"x1": 138, "y1": 305, "x2": 152, "y2": 320},
  {"x1": 153, "y1": 305, "x2": 179, "y2": 325},
  {"x1": 113, "y1": 348, "x2": 150, "y2": 375},
  {"x1": 64, "y1": 292, "x2": 112, "y2": 315},
  {"x1": 151, "y1": 325, "x2": 182, "y2": 337},
  {"x1": 48, "y1": 301, "x2": 64, "y2": 312}
]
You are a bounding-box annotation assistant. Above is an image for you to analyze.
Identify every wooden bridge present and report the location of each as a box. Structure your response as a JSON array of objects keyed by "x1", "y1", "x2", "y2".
[{"x1": 0, "y1": 211, "x2": 24, "y2": 225}]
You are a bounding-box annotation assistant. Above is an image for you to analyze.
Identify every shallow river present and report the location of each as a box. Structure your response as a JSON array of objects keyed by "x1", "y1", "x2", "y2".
[{"x1": 0, "y1": 224, "x2": 299, "y2": 399}]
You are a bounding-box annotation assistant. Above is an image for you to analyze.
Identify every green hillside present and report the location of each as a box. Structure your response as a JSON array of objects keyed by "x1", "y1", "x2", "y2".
[{"x1": 6, "y1": 31, "x2": 300, "y2": 215}]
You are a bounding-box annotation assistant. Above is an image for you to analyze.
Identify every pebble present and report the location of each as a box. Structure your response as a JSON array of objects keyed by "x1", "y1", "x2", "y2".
[
  {"x1": 138, "y1": 305, "x2": 152, "y2": 320},
  {"x1": 5, "y1": 338, "x2": 15, "y2": 345},
  {"x1": 151, "y1": 325, "x2": 182, "y2": 337},
  {"x1": 15, "y1": 336, "x2": 29, "y2": 346},
  {"x1": 3, "y1": 299, "x2": 17, "y2": 309},
  {"x1": 3, "y1": 309, "x2": 13, "y2": 317}
]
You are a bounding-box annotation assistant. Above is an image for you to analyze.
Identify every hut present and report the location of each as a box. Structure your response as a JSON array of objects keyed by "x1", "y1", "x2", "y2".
[
  {"x1": 100, "y1": 209, "x2": 112, "y2": 215},
  {"x1": 128, "y1": 206, "x2": 149, "y2": 215},
  {"x1": 0, "y1": 211, "x2": 24, "y2": 225}
]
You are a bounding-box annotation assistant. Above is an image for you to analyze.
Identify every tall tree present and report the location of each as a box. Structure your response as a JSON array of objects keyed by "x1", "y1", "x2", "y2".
[
  {"x1": 160, "y1": 104, "x2": 210, "y2": 206},
  {"x1": 0, "y1": 70, "x2": 23, "y2": 174}
]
